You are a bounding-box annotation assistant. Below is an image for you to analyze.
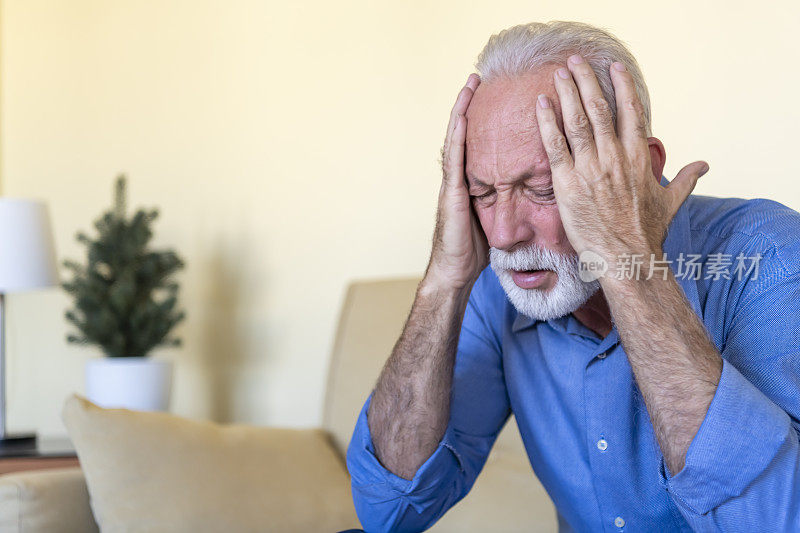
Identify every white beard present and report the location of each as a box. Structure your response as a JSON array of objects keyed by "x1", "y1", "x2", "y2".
[{"x1": 490, "y1": 244, "x2": 600, "y2": 321}]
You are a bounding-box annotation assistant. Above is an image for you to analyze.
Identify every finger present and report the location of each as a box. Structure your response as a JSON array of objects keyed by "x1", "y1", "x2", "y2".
[
  {"x1": 441, "y1": 75, "x2": 480, "y2": 186},
  {"x1": 465, "y1": 72, "x2": 480, "y2": 92},
  {"x1": 565, "y1": 54, "x2": 619, "y2": 155},
  {"x1": 442, "y1": 114, "x2": 468, "y2": 188},
  {"x1": 445, "y1": 74, "x2": 480, "y2": 148},
  {"x1": 610, "y1": 61, "x2": 650, "y2": 164},
  {"x1": 535, "y1": 93, "x2": 574, "y2": 172},
  {"x1": 443, "y1": 87, "x2": 469, "y2": 151},
  {"x1": 666, "y1": 161, "x2": 709, "y2": 218},
  {"x1": 441, "y1": 88, "x2": 473, "y2": 174},
  {"x1": 552, "y1": 66, "x2": 597, "y2": 160}
]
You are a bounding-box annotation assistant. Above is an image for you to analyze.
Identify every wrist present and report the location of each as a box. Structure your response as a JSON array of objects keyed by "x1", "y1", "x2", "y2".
[
  {"x1": 599, "y1": 267, "x2": 677, "y2": 306},
  {"x1": 592, "y1": 247, "x2": 667, "y2": 283},
  {"x1": 422, "y1": 262, "x2": 481, "y2": 292},
  {"x1": 418, "y1": 270, "x2": 475, "y2": 304}
]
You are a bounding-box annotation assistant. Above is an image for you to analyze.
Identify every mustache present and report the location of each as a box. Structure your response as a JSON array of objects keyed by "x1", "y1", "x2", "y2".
[{"x1": 489, "y1": 245, "x2": 579, "y2": 271}]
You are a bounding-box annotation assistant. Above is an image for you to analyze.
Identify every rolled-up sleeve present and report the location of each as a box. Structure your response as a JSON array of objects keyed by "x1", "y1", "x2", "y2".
[
  {"x1": 346, "y1": 394, "x2": 481, "y2": 533},
  {"x1": 659, "y1": 270, "x2": 800, "y2": 531},
  {"x1": 345, "y1": 269, "x2": 511, "y2": 532}
]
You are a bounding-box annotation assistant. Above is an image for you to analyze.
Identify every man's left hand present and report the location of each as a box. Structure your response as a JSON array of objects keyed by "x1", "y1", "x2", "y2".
[{"x1": 535, "y1": 54, "x2": 709, "y2": 266}]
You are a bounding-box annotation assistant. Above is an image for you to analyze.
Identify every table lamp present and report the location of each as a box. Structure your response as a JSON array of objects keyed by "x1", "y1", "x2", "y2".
[{"x1": 0, "y1": 199, "x2": 59, "y2": 448}]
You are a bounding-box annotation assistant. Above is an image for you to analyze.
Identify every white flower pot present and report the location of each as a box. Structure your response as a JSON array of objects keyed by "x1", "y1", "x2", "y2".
[{"x1": 85, "y1": 358, "x2": 173, "y2": 412}]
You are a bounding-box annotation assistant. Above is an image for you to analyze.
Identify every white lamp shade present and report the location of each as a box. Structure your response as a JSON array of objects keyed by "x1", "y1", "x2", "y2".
[{"x1": 0, "y1": 199, "x2": 59, "y2": 293}]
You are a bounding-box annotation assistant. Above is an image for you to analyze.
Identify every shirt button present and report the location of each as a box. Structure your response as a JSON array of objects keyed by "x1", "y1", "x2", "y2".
[
  {"x1": 614, "y1": 516, "x2": 625, "y2": 528},
  {"x1": 597, "y1": 439, "x2": 608, "y2": 451},
  {"x1": 597, "y1": 350, "x2": 608, "y2": 359}
]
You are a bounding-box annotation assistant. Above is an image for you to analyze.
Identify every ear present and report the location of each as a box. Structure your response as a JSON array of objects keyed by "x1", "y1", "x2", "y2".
[{"x1": 647, "y1": 137, "x2": 666, "y2": 182}]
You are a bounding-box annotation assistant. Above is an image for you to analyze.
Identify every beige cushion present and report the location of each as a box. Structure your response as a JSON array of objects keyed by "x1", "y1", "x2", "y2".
[
  {"x1": 62, "y1": 394, "x2": 359, "y2": 533},
  {"x1": 0, "y1": 467, "x2": 99, "y2": 533},
  {"x1": 323, "y1": 277, "x2": 420, "y2": 454}
]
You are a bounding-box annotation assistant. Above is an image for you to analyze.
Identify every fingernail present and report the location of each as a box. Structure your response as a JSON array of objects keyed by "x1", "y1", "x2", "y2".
[
  {"x1": 568, "y1": 54, "x2": 584, "y2": 64},
  {"x1": 699, "y1": 163, "x2": 710, "y2": 176},
  {"x1": 557, "y1": 68, "x2": 569, "y2": 80},
  {"x1": 537, "y1": 94, "x2": 550, "y2": 108},
  {"x1": 612, "y1": 61, "x2": 627, "y2": 72}
]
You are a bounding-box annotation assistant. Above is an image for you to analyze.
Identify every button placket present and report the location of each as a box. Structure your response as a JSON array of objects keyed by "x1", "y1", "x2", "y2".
[{"x1": 584, "y1": 344, "x2": 633, "y2": 531}]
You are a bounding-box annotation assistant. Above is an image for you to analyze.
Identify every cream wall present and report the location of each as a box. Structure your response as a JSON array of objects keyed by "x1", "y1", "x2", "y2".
[{"x1": 1, "y1": 0, "x2": 798, "y2": 435}]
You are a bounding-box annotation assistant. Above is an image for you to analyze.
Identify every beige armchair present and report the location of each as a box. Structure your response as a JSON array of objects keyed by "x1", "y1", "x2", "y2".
[{"x1": 0, "y1": 278, "x2": 556, "y2": 532}]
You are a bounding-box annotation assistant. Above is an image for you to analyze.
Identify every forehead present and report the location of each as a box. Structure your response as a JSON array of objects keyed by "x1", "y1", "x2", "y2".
[{"x1": 465, "y1": 64, "x2": 563, "y2": 181}]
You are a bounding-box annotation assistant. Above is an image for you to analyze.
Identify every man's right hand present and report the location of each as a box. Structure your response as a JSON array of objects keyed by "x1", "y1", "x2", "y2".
[{"x1": 426, "y1": 73, "x2": 489, "y2": 291}]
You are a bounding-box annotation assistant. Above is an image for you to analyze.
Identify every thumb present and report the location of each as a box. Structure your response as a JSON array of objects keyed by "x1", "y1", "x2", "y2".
[{"x1": 667, "y1": 160, "x2": 709, "y2": 216}]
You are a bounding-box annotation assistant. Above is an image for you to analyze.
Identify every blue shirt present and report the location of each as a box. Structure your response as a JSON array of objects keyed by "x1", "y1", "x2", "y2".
[{"x1": 346, "y1": 177, "x2": 800, "y2": 532}]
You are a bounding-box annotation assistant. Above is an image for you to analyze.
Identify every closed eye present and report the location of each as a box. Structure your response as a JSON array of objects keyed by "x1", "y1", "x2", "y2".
[
  {"x1": 525, "y1": 187, "x2": 555, "y2": 202},
  {"x1": 469, "y1": 190, "x2": 496, "y2": 206},
  {"x1": 470, "y1": 191, "x2": 494, "y2": 199}
]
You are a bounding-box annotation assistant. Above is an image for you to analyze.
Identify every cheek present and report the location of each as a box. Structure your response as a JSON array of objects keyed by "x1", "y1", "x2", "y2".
[
  {"x1": 536, "y1": 204, "x2": 563, "y2": 232},
  {"x1": 544, "y1": 208, "x2": 576, "y2": 252},
  {"x1": 474, "y1": 203, "x2": 493, "y2": 231}
]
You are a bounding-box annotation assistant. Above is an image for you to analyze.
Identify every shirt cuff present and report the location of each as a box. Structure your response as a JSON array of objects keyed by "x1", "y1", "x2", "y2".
[
  {"x1": 346, "y1": 393, "x2": 465, "y2": 514},
  {"x1": 659, "y1": 358, "x2": 792, "y2": 515}
]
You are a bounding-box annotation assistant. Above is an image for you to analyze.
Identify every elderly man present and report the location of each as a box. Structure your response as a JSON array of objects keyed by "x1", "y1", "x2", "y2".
[{"x1": 346, "y1": 21, "x2": 800, "y2": 532}]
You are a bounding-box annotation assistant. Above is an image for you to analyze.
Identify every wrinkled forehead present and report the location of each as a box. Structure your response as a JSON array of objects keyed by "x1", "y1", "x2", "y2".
[{"x1": 465, "y1": 66, "x2": 564, "y2": 180}]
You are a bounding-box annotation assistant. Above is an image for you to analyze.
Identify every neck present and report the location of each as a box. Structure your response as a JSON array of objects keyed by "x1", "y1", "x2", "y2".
[{"x1": 572, "y1": 288, "x2": 613, "y2": 339}]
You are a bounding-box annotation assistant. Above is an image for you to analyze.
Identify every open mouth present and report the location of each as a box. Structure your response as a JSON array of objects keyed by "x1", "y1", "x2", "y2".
[{"x1": 510, "y1": 269, "x2": 552, "y2": 289}]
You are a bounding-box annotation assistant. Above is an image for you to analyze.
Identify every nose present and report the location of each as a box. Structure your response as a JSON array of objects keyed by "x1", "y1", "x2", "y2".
[{"x1": 487, "y1": 192, "x2": 535, "y2": 251}]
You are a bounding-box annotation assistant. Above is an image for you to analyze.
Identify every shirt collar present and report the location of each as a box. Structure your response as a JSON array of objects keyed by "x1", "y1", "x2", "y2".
[{"x1": 511, "y1": 174, "x2": 702, "y2": 333}]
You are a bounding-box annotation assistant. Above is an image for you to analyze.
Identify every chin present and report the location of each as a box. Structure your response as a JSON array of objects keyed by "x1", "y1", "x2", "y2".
[{"x1": 493, "y1": 267, "x2": 600, "y2": 322}]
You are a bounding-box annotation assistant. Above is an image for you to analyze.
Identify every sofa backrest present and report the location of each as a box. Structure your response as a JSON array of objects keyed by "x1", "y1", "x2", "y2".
[
  {"x1": 323, "y1": 277, "x2": 557, "y2": 531},
  {"x1": 323, "y1": 277, "x2": 419, "y2": 454}
]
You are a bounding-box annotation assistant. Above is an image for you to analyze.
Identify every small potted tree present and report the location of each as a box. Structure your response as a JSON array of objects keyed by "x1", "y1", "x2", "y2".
[{"x1": 62, "y1": 175, "x2": 185, "y2": 411}]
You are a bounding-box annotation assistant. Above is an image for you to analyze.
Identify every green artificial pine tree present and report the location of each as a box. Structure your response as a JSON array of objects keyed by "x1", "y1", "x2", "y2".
[{"x1": 62, "y1": 175, "x2": 186, "y2": 358}]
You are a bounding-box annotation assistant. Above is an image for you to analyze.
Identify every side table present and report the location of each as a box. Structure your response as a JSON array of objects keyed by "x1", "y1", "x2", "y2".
[{"x1": 0, "y1": 437, "x2": 78, "y2": 475}]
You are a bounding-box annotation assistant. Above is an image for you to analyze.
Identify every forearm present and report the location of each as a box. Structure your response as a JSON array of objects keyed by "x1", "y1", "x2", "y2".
[
  {"x1": 601, "y1": 269, "x2": 722, "y2": 474},
  {"x1": 367, "y1": 274, "x2": 472, "y2": 479}
]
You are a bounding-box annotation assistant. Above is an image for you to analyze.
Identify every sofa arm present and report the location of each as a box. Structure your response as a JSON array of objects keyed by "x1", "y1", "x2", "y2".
[{"x1": 0, "y1": 467, "x2": 98, "y2": 533}]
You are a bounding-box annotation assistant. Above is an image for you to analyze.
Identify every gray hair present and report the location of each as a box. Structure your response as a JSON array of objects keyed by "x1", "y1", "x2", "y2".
[{"x1": 475, "y1": 21, "x2": 652, "y2": 136}]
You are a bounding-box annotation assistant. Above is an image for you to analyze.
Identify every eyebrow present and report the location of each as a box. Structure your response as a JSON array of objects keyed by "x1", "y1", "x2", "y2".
[
  {"x1": 466, "y1": 175, "x2": 492, "y2": 188},
  {"x1": 466, "y1": 168, "x2": 551, "y2": 188}
]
